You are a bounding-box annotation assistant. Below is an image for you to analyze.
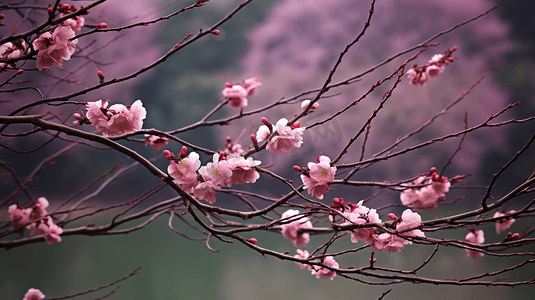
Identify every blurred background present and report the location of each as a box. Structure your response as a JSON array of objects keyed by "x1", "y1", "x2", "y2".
[{"x1": 1, "y1": 0, "x2": 534, "y2": 299}]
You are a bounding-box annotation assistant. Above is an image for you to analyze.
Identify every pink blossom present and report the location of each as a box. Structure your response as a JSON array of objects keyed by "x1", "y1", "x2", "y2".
[
  {"x1": 494, "y1": 210, "x2": 516, "y2": 234},
  {"x1": 406, "y1": 68, "x2": 427, "y2": 86},
  {"x1": 0, "y1": 40, "x2": 26, "y2": 70},
  {"x1": 226, "y1": 156, "x2": 261, "y2": 185},
  {"x1": 62, "y1": 14, "x2": 85, "y2": 32},
  {"x1": 168, "y1": 152, "x2": 201, "y2": 192},
  {"x1": 301, "y1": 100, "x2": 320, "y2": 113},
  {"x1": 8, "y1": 205, "x2": 31, "y2": 234},
  {"x1": 193, "y1": 181, "x2": 220, "y2": 204},
  {"x1": 28, "y1": 197, "x2": 49, "y2": 222},
  {"x1": 32, "y1": 26, "x2": 78, "y2": 70},
  {"x1": 222, "y1": 85, "x2": 248, "y2": 108},
  {"x1": 372, "y1": 233, "x2": 408, "y2": 253},
  {"x1": 37, "y1": 217, "x2": 64, "y2": 245},
  {"x1": 23, "y1": 288, "x2": 45, "y2": 300},
  {"x1": 294, "y1": 249, "x2": 312, "y2": 270},
  {"x1": 199, "y1": 153, "x2": 233, "y2": 186},
  {"x1": 224, "y1": 143, "x2": 244, "y2": 155},
  {"x1": 400, "y1": 175, "x2": 450, "y2": 210},
  {"x1": 301, "y1": 175, "x2": 330, "y2": 199},
  {"x1": 396, "y1": 209, "x2": 423, "y2": 233},
  {"x1": 308, "y1": 155, "x2": 336, "y2": 185},
  {"x1": 465, "y1": 230, "x2": 485, "y2": 258},
  {"x1": 85, "y1": 99, "x2": 146, "y2": 136},
  {"x1": 256, "y1": 118, "x2": 305, "y2": 154},
  {"x1": 244, "y1": 75, "x2": 262, "y2": 96},
  {"x1": 280, "y1": 209, "x2": 313, "y2": 247},
  {"x1": 145, "y1": 134, "x2": 169, "y2": 150},
  {"x1": 344, "y1": 201, "x2": 382, "y2": 245},
  {"x1": 426, "y1": 64, "x2": 443, "y2": 79},
  {"x1": 310, "y1": 256, "x2": 338, "y2": 280}
]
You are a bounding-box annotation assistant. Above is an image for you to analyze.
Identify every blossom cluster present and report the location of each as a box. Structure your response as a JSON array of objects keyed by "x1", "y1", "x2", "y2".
[
  {"x1": 60, "y1": 4, "x2": 86, "y2": 32},
  {"x1": 22, "y1": 288, "x2": 45, "y2": 300},
  {"x1": 280, "y1": 209, "x2": 313, "y2": 247},
  {"x1": 76, "y1": 99, "x2": 147, "y2": 136},
  {"x1": 33, "y1": 26, "x2": 78, "y2": 71},
  {"x1": 256, "y1": 118, "x2": 305, "y2": 154},
  {"x1": 0, "y1": 39, "x2": 26, "y2": 71},
  {"x1": 8, "y1": 197, "x2": 63, "y2": 244},
  {"x1": 400, "y1": 170, "x2": 451, "y2": 210},
  {"x1": 465, "y1": 229, "x2": 485, "y2": 258},
  {"x1": 294, "y1": 250, "x2": 339, "y2": 280},
  {"x1": 167, "y1": 149, "x2": 261, "y2": 204},
  {"x1": 406, "y1": 47, "x2": 457, "y2": 87},
  {"x1": 331, "y1": 199, "x2": 425, "y2": 253},
  {"x1": 222, "y1": 75, "x2": 262, "y2": 108},
  {"x1": 298, "y1": 155, "x2": 337, "y2": 199}
]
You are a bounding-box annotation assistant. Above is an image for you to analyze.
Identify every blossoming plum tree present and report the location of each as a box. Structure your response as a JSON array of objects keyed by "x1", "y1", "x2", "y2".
[{"x1": 0, "y1": 0, "x2": 534, "y2": 299}]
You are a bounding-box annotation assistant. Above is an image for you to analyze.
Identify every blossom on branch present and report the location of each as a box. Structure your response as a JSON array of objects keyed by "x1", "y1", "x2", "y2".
[
  {"x1": 222, "y1": 84, "x2": 248, "y2": 108},
  {"x1": 343, "y1": 200, "x2": 382, "y2": 245},
  {"x1": 0, "y1": 39, "x2": 26, "y2": 70},
  {"x1": 294, "y1": 249, "x2": 312, "y2": 270},
  {"x1": 400, "y1": 173, "x2": 450, "y2": 210},
  {"x1": 226, "y1": 156, "x2": 261, "y2": 185},
  {"x1": 8, "y1": 204, "x2": 31, "y2": 234},
  {"x1": 145, "y1": 134, "x2": 169, "y2": 150},
  {"x1": 85, "y1": 99, "x2": 146, "y2": 136},
  {"x1": 300, "y1": 155, "x2": 336, "y2": 199},
  {"x1": 193, "y1": 181, "x2": 220, "y2": 204},
  {"x1": 465, "y1": 229, "x2": 484, "y2": 259},
  {"x1": 494, "y1": 210, "x2": 516, "y2": 234},
  {"x1": 199, "y1": 153, "x2": 233, "y2": 186},
  {"x1": 310, "y1": 256, "x2": 338, "y2": 280},
  {"x1": 22, "y1": 288, "x2": 45, "y2": 300},
  {"x1": 280, "y1": 209, "x2": 313, "y2": 247},
  {"x1": 32, "y1": 26, "x2": 78, "y2": 70},
  {"x1": 244, "y1": 75, "x2": 262, "y2": 96},
  {"x1": 37, "y1": 217, "x2": 64, "y2": 245},
  {"x1": 256, "y1": 118, "x2": 305, "y2": 154},
  {"x1": 168, "y1": 152, "x2": 201, "y2": 192}
]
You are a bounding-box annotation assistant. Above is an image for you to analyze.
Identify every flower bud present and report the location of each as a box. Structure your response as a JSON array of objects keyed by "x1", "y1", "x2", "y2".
[
  {"x1": 226, "y1": 136, "x2": 232, "y2": 143},
  {"x1": 0, "y1": 14, "x2": 5, "y2": 20},
  {"x1": 511, "y1": 233, "x2": 520, "y2": 239},
  {"x1": 388, "y1": 213, "x2": 397, "y2": 220},
  {"x1": 47, "y1": 7, "x2": 54, "y2": 15},
  {"x1": 429, "y1": 167, "x2": 436, "y2": 173},
  {"x1": 212, "y1": 30, "x2": 220, "y2": 35},
  {"x1": 248, "y1": 238, "x2": 258, "y2": 244},
  {"x1": 225, "y1": 82, "x2": 233, "y2": 88},
  {"x1": 261, "y1": 117, "x2": 269, "y2": 125},
  {"x1": 16, "y1": 69, "x2": 24, "y2": 75},
  {"x1": 293, "y1": 166, "x2": 302, "y2": 172},
  {"x1": 180, "y1": 146, "x2": 188, "y2": 158},
  {"x1": 97, "y1": 23, "x2": 107, "y2": 29},
  {"x1": 163, "y1": 150, "x2": 174, "y2": 160}
]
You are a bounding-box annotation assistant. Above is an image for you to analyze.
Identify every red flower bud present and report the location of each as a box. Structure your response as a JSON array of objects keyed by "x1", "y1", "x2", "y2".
[
  {"x1": 226, "y1": 136, "x2": 232, "y2": 143},
  {"x1": 97, "y1": 23, "x2": 107, "y2": 29},
  {"x1": 248, "y1": 238, "x2": 258, "y2": 244},
  {"x1": 97, "y1": 71, "x2": 104, "y2": 78},
  {"x1": 212, "y1": 30, "x2": 220, "y2": 35},
  {"x1": 293, "y1": 166, "x2": 302, "y2": 172},
  {"x1": 0, "y1": 14, "x2": 5, "y2": 19},
  {"x1": 225, "y1": 82, "x2": 233, "y2": 88},
  {"x1": 511, "y1": 233, "x2": 520, "y2": 239},
  {"x1": 429, "y1": 167, "x2": 436, "y2": 173},
  {"x1": 261, "y1": 117, "x2": 269, "y2": 125},
  {"x1": 388, "y1": 213, "x2": 397, "y2": 220},
  {"x1": 47, "y1": 7, "x2": 54, "y2": 15},
  {"x1": 180, "y1": 146, "x2": 188, "y2": 158},
  {"x1": 16, "y1": 69, "x2": 24, "y2": 75}
]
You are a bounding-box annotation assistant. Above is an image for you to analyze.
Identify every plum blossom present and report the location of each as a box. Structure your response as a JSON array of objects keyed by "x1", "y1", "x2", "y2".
[
  {"x1": 29, "y1": 197, "x2": 49, "y2": 222},
  {"x1": 222, "y1": 84, "x2": 248, "y2": 108},
  {"x1": 294, "y1": 249, "x2": 312, "y2": 270},
  {"x1": 199, "y1": 153, "x2": 233, "y2": 186},
  {"x1": 8, "y1": 204, "x2": 31, "y2": 234},
  {"x1": 244, "y1": 75, "x2": 262, "y2": 96},
  {"x1": 37, "y1": 217, "x2": 64, "y2": 244},
  {"x1": 280, "y1": 209, "x2": 313, "y2": 247},
  {"x1": 256, "y1": 118, "x2": 305, "y2": 154},
  {"x1": 343, "y1": 201, "x2": 382, "y2": 245},
  {"x1": 32, "y1": 26, "x2": 78, "y2": 70},
  {"x1": 400, "y1": 174, "x2": 450, "y2": 210},
  {"x1": 145, "y1": 134, "x2": 169, "y2": 150},
  {"x1": 226, "y1": 156, "x2": 261, "y2": 185},
  {"x1": 465, "y1": 229, "x2": 485, "y2": 258},
  {"x1": 406, "y1": 68, "x2": 428, "y2": 86},
  {"x1": 23, "y1": 288, "x2": 45, "y2": 300},
  {"x1": 193, "y1": 181, "x2": 220, "y2": 204},
  {"x1": 300, "y1": 155, "x2": 336, "y2": 199},
  {"x1": 494, "y1": 210, "x2": 516, "y2": 234},
  {"x1": 168, "y1": 152, "x2": 201, "y2": 192},
  {"x1": 224, "y1": 143, "x2": 244, "y2": 155},
  {"x1": 310, "y1": 256, "x2": 338, "y2": 280},
  {"x1": 0, "y1": 39, "x2": 26, "y2": 70},
  {"x1": 372, "y1": 233, "x2": 408, "y2": 253},
  {"x1": 85, "y1": 99, "x2": 146, "y2": 136},
  {"x1": 301, "y1": 100, "x2": 320, "y2": 113}
]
